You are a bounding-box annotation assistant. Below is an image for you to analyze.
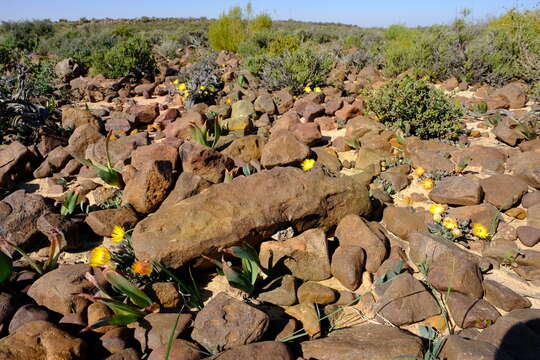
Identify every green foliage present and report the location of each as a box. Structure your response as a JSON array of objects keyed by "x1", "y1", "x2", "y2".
[
  {"x1": 367, "y1": 77, "x2": 464, "y2": 140},
  {"x1": 1, "y1": 232, "x2": 61, "y2": 275},
  {"x1": 0, "y1": 20, "x2": 55, "y2": 51},
  {"x1": 60, "y1": 191, "x2": 78, "y2": 216},
  {"x1": 0, "y1": 251, "x2": 12, "y2": 284},
  {"x1": 74, "y1": 133, "x2": 122, "y2": 187},
  {"x1": 397, "y1": 326, "x2": 445, "y2": 360},
  {"x1": 258, "y1": 45, "x2": 332, "y2": 93},
  {"x1": 191, "y1": 118, "x2": 222, "y2": 149},
  {"x1": 267, "y1": 33, "x2": 300, "y2": 56},
  {"x1": 90, "y1": 36, "x2": 155, "y2": 78},
  {"x1": 82, "y1": 270, "x2": 158, "y2": 330},
  {"x1": 374, "y1": 260, "x2": 406, "y2": 285},
  {"x1": 208, "y1": 5, "x2": 272, "y2": 52},
  {"x1": 205, "y1": 244, "x2": 264, "y2": 295}
]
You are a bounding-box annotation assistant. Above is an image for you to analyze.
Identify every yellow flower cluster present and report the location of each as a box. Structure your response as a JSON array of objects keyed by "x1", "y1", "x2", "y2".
[
  {"x1": 430, "y1": 203, "x2": 490, "y2": 240},
  {"x1": 301, "y1": 158, "x2": 315, "y2": 171},
  {"x1": 304, "y1": 86, "x2": 322, "y2": 93},
  {"x1": 87, "y1": 225, "x2": 153, "y2": 276}
]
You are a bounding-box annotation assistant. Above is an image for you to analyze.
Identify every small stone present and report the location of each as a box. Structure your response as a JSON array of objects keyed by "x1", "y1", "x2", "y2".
[
  {"x1": 258, "y1": 275, "x2": 297, "y2": 306},
  {"x1": 297, "y1": 282, "x2": 336, "y2": 304},
  {"x1": 517, "y1": 226, "x2": 540, "y2": 247},
  {"x1": 285, "y1": 302, "x2": 320, "y2": 338},
  {"x1": 331, "y1": 246, "x2": 365, "y2": 290},
  {"x1": 483, "y1": 279, "x2": 531, "y2": 311}
]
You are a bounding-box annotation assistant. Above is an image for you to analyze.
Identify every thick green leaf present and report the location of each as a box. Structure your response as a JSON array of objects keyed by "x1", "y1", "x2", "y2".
[
  {"x1": 99, "y1": 299, "x2": 147, "y2": 317},
  {"x1": 97, "y1": 168, "x2": 122, "y2": 187},
  {"x1": 222, "y1": 259, "x2": 253, "y2": 294},
  {"x1": 0, "y1": 251, "x2": 12, "y2": 284},
  {"x1": 87, "y1": 314, "x2": 140, "y2": 330},
  {"x1": 60, "y1": 191, "x2": 78, "y2": 216},
  {"x1": 211, "y1": 119, "x2": 222, "y2": 149},
  {"x1": 104, "y1": 270, "x2": 152, "y2": 308}
]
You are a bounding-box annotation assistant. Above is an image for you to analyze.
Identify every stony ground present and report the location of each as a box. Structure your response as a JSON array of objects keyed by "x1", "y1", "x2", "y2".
[{"x1": 0, "y1": 52, "x2": 540, "y2": 360}]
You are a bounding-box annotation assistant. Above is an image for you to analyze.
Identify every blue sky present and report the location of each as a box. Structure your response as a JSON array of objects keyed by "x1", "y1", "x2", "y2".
[{"x1": 1, "y1": 0, "x2": 538, "y2": 27}]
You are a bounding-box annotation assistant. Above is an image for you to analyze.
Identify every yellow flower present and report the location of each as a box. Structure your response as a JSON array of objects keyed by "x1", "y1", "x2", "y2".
[
  {"x1": 314, "y1": 86, "x2": 321, "y2": 93},
  {"x1": 178, "y1": 82, "x2": 186, "y2": 91},
  {"x1": 172, "y1": 79, "x2": 179, "y2": 85},
  {"x1": 132, "y1": 261, "x2": 153, "y2": 276},
  {"x1": 130, "y1": 129, "x2": 139, "y2": 135},
  {"x1": 304, "y1": 86, "x2": 312, "y2": 93},
  {"x1": 183, "y1": 90, "x2": 190, "y2": 98},
  {"x1": 442, "y1": 217, "x2": 458, "y2": 230},
  {"x1": 432, "y1": 213, "x2": 442, "y2": 223},
  {"x1": 88, "y1": 246, "x2": 111, "y2": 267},
  {"x1": 472, "y1": 223, "x2": 489, "y2": 239},
  {"x1": 111, "y1": 226, "x2": 125, "y2": 243},
  {"x1": 226, "y1": 98, "x2": 232, "y2": 104},
  {"x1": 301, "y1": 159, "x2": 315, "y2": 171},
  {"x1": 422, "y1": 178, "x2": 434, "y2": 190},
  {"x1": 199, "y1": 85, "x2": 206, "y2": 91},
  {"x1": 429, "y1": 204, "x2": 445, "y2": 215},
  {"x1": 208, "y1": 86, "x2": 216, "y2": 92},
  {"x1": 414, "y1": 167, "x2": 425, "y2": 177},
  {"x1": 451, "y1": 228, "x2": 463, "y2": 238}
]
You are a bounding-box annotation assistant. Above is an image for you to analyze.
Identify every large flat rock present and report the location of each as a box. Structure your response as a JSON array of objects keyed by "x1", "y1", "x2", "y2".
[{"x1": 132, "y1": 167, "x2": 371, "y2": 268}]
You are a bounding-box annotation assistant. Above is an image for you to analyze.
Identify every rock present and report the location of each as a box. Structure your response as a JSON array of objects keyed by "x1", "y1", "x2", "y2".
[
  {"x1": 312, "y1": 147, "x2": 341, "y2": 173},
  {"x1": 147, "y1": 282, "x2": 182, "y2": 309},
  {"x1": 148, "y1": 340, "x2": 200, "y2": 360},
  {"x1": 134, "y1": 83, "x2": 156, "y2": 96},
  {"x1": 180, "y1": 142, "x2": 234, "y2": 184},
  {"x1": 522, "y1": 191, "x2": 540, "y2": 208},
  {"x1": 254, "y1": 94, "x2": 276, "y2": 115},
  {"x1": 191, "y1": 292, "x2": 269, "y2": 353},
  {"x1": 66, "y1": 123, "x2": 103, "y2": 158},
  {"x1": 335, "y1": 103, "x2": 363, "y2": 121},
  {"x1": 408, "y1": 232, "x2": 478, "y2": 266},
  {"x1": 446, "y1": 203, "x2": 499, "y2": 229},
  {"x1": 159, "y1": 172, "x2": 212, "y2": 210},
  {"x1": 496, "y1": 82, "x2": 528, "y2": 109},
  {"x1": 122, "y1": 160, "x2": 174, "y2": 214},
  {"x1": 0, "y1": 292, "x2": 18, "y2": 329},
  {"x1": 221, "y1": 135, "x2": 264, "y2": 163},
  {"x1": 298, "y1": 101, "x2": 324, "y2": 122},
  {"x1": 374, "y1": 273, "x2": 440, "y2": 326},
  {"x1": 526, "y1": 203, "x2": 540, "y2": 228},
  {"x1": 492, "y1": 121, "x2": 524, "y2": 146},
  {"x1": 130, "y1": 142, "x2": 179, "y2": 171},
  {"x1": 331, "y1": 246, "x2": 365, "y2": 290},
  {"x1": 0, "y1": 142, "x2": 37, "y2": 186},
  {"x1": 335, "y1": 214, "x2": 388, "y2": 273},
  {"x1": 61, "y1": 107, "x2": 100, "y2": 129},
  {"x1": 324, "y1": 97, "x2": 342, "y2": 116},
  {"x1": 260, "y1": 228, "x2": 331, "y2": 281},
  {"x1": 284, "y1": 302, "x2": 320, "y2": 338},
  {"x1": 516, "y1": 226, "x2": 540, "y2": 248},
  {"x1": 453, "y1": 145, "x2": 507, "y2": 173},
  {"x1": 483, "y1": 280, "x2": 531, "y2": 311},
  {"x1": 133, "y1": 313, "x2": 191, "y2": 351},
  {"x1": 154, "y1": 108, "x2": 178, "y2": 124},
  {"x1": 208, "y1": 341, "x2": 293, "y2": 360},
  {"x1": 291, "y1": 122, "x2": 322, "y2": 146},
  {"x1": 85, "y1": 208, "x2": 138, "y2": 237},
  {"x1": 27, "y1": 264, "x2": 94, "y2": 316},
  {"x1": 0, "y1": 190, "x2": 52, "y2": 250},
  {"x1": 382, "y1": 206, "x2": 427, "y2": 240},
  {"x1": 273, "y1": 89, "x2": 294, "y2": 114},
  {"x1": 439, "y1": 335, "x2": 509, "y2": 360},
  {"x1": 55, "y1": 58, "x2": 82, "y2": 82},
  {"x1": 380, "y1": 166, "x2": 410, "y2": 192},
  {"x1": 297, "y1": 282, "x2": 336, "y2": 304},
  {"x1": 301, "y1": 323, "x2": 423, "y2": 360},
  {"x1": 86, "y1": 132, "x2": 148, "y2": 166},
  {"x1": 428, "y1": 252, "x2": 484, "y2": 298},
  {"x1": 0, "y1": 320, "x2": 87, "y2": 360},
  {"x1": 132, "y1": 167, "x2": 370, "y2": 268},
  {"x1": 429, "y1": 176, "x2": 483, "y2": 206},
  {"x1": 261, "y1": 130, "x2": 310, "y2": 168},
  {"x1": 509, "y1": 151, "x2": 540, "y2": 189},
  {"x1": 36, "y1": 213, "x2": 82, "y2": 252},
  {"x1": 258, "y1": 275, "x2": 297, "y2": 306},
  {"x1": 105, "y1": 348, "x2": 141, "y2": 360},
  {"x1": 480, "y1": 174, "x2": 528, "y2": 211},
  {"x1": 126, "y1": 104, "x2": 158, "y2": 124},
  {"x1": 87, "y1": 302, "x2": 115, "y2": 333},
  {"x1": 46, "y1": 146, "x2": 71, "y2": 169},
  {"x1": 101, "y1": 327, "x2": 132, "y2": 354},
  {"x1": 447, "y1": 292, "x2": 500, "y2": 328},
  {"x1": 476, "y1": 309, "x2": 540, "y2": 360}
]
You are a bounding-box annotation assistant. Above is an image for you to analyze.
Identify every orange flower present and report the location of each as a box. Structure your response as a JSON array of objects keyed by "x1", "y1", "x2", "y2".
[
  {"x1": 132, "y1": 261, "x2": 153, "y2": 276},
  {"x1": 422, "y1": 178, "x2": 434, "y2": 190}
]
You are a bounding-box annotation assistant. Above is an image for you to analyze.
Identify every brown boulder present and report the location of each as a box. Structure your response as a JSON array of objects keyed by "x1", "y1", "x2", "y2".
[
  {"x1": 261, "y1": 130, "x2": 310, "y2": 168},
  {"x1": 480, "y1": 174, "x2": 528, "y2": 211},
  {"x1": 429, "y1": 176, "x2": 483, "y2": 206},
  {"x1": 132, "y1": 167, "x2": 371, "y2": 268},
  {"x1": 331, "y1": 246, "x2": 365, "y2": 290},
  {"x1": 447, "y1": 292, "x2": 500, "y2": 329},
  {"x1": 180, "y1": 142, "x2": 234, "y2": 184},
  {"x1": 191, "y1": 292, "x2": 269, "y2": 353},
  {"x1": 483, "y1": 279, "x2": 531, "y2": 311}
]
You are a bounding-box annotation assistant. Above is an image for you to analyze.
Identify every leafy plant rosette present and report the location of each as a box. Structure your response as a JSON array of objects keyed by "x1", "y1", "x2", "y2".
[{"x1": 203, "y1": 244, "x2": 266, "y2": 295}]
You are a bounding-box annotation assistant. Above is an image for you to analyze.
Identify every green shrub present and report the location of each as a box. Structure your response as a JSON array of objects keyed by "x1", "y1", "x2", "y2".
[
  {"x1": 367, "y1": 76, "x2": 464, "y2": 140},
  {"x1": 90, "y1": 36, "x2": 155, "y2": 78},
  {"x1": 208, "y1": 5, "x2": 272, "y2": 52},
  {"x1": 0, "y1": 20, "x2": 55, "y2": 52},
  {"x1": 259, "y1": 45, "x2": 332, "y2": 93},
  {"x1": 175, "y1": 55, "x2": 223, "y2": 107},
  {"x1": 267, "y1": 33, "x2": 300, "y2": 56}
]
